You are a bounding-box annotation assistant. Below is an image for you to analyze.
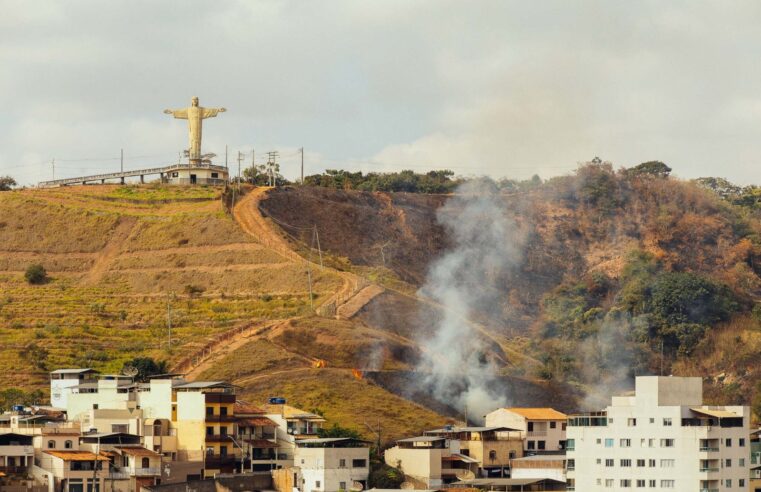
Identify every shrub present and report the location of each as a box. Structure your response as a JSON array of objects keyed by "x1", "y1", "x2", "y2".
[
  {"x1": 183, "y1": 284, "x2": 205, "y2": 297},
  {"x1": 121, "y1": 357, "x2": 168, "y2": 382},
  {"x1": 24, "y1": 264, "x2": 48, "y2": 285},
  {"x1": 648, "y1": 272, "x2": 738, "y2": 326}
]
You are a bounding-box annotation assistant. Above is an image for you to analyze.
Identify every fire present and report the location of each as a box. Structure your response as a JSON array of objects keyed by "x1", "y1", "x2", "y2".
[
  {"x1": 352, "y1": 368, "x2": 363, "y2": 380},
  {"x1": 312, "y1": 359, "x2": 327, "y2": 368}
]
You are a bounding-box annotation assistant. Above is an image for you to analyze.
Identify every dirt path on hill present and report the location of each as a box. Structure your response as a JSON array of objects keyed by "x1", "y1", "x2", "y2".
[
  {"x1": 83, "y1": 216, "x2": 137, "y2": 284},
  {"x1": 233, "y1": 188, "x2": 381, "y2": 318}
]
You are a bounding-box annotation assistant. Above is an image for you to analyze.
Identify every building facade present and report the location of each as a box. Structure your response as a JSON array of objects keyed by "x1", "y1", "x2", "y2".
[
  {"x1": 567, "y1": 376, "x2": 750, "y2": 491},
  {"x1": 485, "y1": 408, "x2": 568, "y2": 453}
]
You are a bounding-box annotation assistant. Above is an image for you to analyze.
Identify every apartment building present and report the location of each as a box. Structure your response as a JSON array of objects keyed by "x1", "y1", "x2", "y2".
[
  {"x1": 423, "y1": 426, "x2": 523, "y2": 477},
  {"x1": 36, "y1": 451, "x2": 108, "y2": 492},
  {"x1": 49, "y1": 370, "x2": 99, "y2": 410},
  {"x1": 566, "y1": 376, "x2": 750, "y2": 491},
  {"x1": 294, "y1": 438, "x2": 370, "y2": 492},
  {"x1": 234, "y1": 402, "x2": 285, "y2": 471},
  {"x1": 0, "y1": 433, "x2": 34, "y2": 476},
  {"x1": 485, "y1": 408, "x2": 567, "y2": 453},
  {"x1": 384, "y1": 436, "x2": 479, "y2": 488}
]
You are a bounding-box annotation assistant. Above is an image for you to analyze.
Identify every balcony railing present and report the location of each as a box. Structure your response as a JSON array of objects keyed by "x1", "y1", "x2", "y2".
[
  {"x1": 699, "y1": 447, "x2": 720, "y2": 452},
  {"x1": 699, "y1": 489, "x2": 719, "y2": 492},
  {"x1": 205, "y1": 415, "x2": 237, "y2": 423},
  {"x1": 699, "y1": 468, "x2": 719, "y2": 472},
  {"x1": 204, "y1": 455, "x2": 237, "y2": 468},
  {"x1": 133, "y1": 467, "x2": 161, "y2": 476},
  {"x1": 0, "y1": 466, "x2": 29, "y2": 475},
  {"x1": 205, "y1": 434, "x2": 233, "y2": 442},
  {"x1": 526, "y1": 431, "x2": 547, "y2": 437}
]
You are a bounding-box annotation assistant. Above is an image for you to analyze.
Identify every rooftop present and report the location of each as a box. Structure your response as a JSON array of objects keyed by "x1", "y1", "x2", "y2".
[
  {"x1": 114, "y1": 446, "x2": 161, "y2": 457},
  {"x1": 262, "y1": 404, "x2": 325, "y2": 421},
  {"x1": 44, "y1": 451, "x2": 109, "y2": 462},
  {"x1": 50, "y1": 368, "x2": 98, "y2": 375},
  {"x1": 501, "y1": 408, "x2": 567, "y2": 421},
  {"x1": 397, "y1": 436, "x2": 445, "y2": 443},
  {"x1": 426, "y1": 426, "x2": 520, "y2": 434}
]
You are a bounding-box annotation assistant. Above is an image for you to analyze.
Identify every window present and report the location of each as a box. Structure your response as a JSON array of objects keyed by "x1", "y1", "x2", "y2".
[
  {"x1": 211, "y1": 172, "x2": 219, "y2": 178},
  {"x1": 740, "y1": 479, "x2": 745, "y2": 487},
  {"x1": 352, "y1": 459, "x2": 367, "y2": 468},
  {"x1": 567, "y1": 459, "x2": 575, "y2": 470},
  {"x1": 640, "y1": 438, "x2": 646, "y2": 447},
  {"x1": 220, "y1": 407, "x2": 228, "y2": 416},
  {"x1": 596, "y1": 438, "x2": 601, "y2": 444},
  {"x1": 596, "y1": 458, "x2": 601, "y2": 464},
  {"x1": 537, "y1": 440, "x2": 546, "y2": 450},
  {"x1": 620, "y1": 479, "x2": 631, "y2": 487},
  {"x1": 648, "y1": 480, "x2": 656, "y2": 487},
  {"x1": 339, "y1": 459, "x2": 346, "y2": 468},
  {"x1": 206, "y1": 426, "x2": 213, "y2": 435},
  {"x1": 663, "y1": 418, "x2": 672, "y2": 426},
  {"x1": 206, "y1": 407, "x2": 214, "y2": 416},
  {"x1": 725, "y1": 438, "x2": 732, "y2": 447},
  {"x1": 649, "y1": 417, "x2": 654, "y2": 424},
  {"x1": 339, "y1": 483, "x2": 346, "y2": 491},
  {"x1": 620, "y1": 459, "x2": 631, "y2": 467},
  {"x1": 604, "y1": 438, "x2": 614, "y2": 448},
  {"x1": 627, "y1": 418, "x2": 637, "y2": 427},
  {"x1": 220, "y1": 426, "x2": 227, "y2": 436},
  {"x1": 562, "y1": 422, "x2": 567, "y2": 431},
  {"x1": 648, "y1": 459, "x2": 656, "y2": 467},
  {"x1": 725, "y1": 458, "x2": 732, "y2": 467},
  {"x1": 660, "y1": 459, "x2": 674, "y2": 467},
  {"x1": 219, "y1": 446, "x2": 227, "y2": 456},
  {"x1": 605, "y1": 479, "x2": 613, "y2": 487},
  {"x1": 740, "y1": 438, "x2": 746, "y2": 447},
  {"x1": 725, "y1": 479, "x2": 732, "y2": 487},
  {"x1": 605, "y1": 459, "x2": 614, "y2": 467},
  {"x1": 608, "y1": 418, "x2": 614, "y2": 424},
  {"x1": 636, "y1": 480, "x2": 645, "y2": 487},
  {"x1": 527, "y1": 441, "x2": 535, "y2": 450},
  {"x1": 660, "y1": 480, "x2": 674, "y2": 488},
  {"x1": 648, "y1": 438, "x2": 655, "y2": 447},
  {"x1": 47, "y1": 440, "x2": 55, "y2": 449},
  {"x1": 142, "y1": 458, "x2": 150, "y2": 468},
  {"x1": 172, "y1": 172, "x2": 178, "y2": 177},
  {"x1": 620, "y1": 438, "x2": 631, "y2": 447},
  {"x1": 65, "y1": 440, "x2": 73, "y2": 449},
  {"x1": 740, "y1": 458, "x2": 746, "y2": 467},
  {"x1": 660, "y1": 438, "x2": 674, "y2": 447},
  {"x1": 316, "y1": 481, "x2": 321, "y2": 489},
  {"x1": 550, "y1": 421, "x2": 556, "y2": 429},
  {"x1": 527, "y1": 422, "x2": 534, "y2": 432},
  {"x1": 636, "y1": 459, "x2": 645, "y2": 467}
]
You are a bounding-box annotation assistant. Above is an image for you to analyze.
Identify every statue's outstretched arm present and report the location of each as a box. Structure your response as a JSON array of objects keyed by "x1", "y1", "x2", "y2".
[
  {"x1": 202, "y1": 107, "x2": 226, "y2": 118},
  {"x1": 164, "y1": 109, "x2": 188, "y2": 119}
]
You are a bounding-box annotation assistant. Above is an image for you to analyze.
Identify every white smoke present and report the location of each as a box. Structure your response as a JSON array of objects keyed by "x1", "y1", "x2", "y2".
[{"x1": 416, "y1": 178, "x2": 524, "y2": 422}]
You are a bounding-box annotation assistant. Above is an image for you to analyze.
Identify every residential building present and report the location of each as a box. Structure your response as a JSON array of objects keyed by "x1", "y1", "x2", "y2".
[
  {"x1": 383, "y1": 436, "x2": 478, "y2": 488},
  {"x1": 0, "y1": 433, "x2": 34, "y2": 478},
  {"x1": 423, "y1": 426, "x2": 523, "y2": 477},
  {"x1": 234, "y1": 402, "x2": 285, "y2": 471},
  {"x1": 294, "y1": 438, "x2": 370, "y2": 492},
  {"x1": 566, "y1": 375, "x2": 750, "y2": 491},
  {"x1": 509, "y1": 454, "x2": 566, "y2": 482},
  {"x1": 262, "y1": 402, "x2": 325, "y2": 439},
  {"x1": 106, "y1": 446, "x2": 162, "y2": 492},
  {"x1": 485, "y1": 408, "x2": 567, "y2": 452},
  {"x1": 35, "y1": 450, "x2": 108, "y2": 492},
  {"x1": 49, "y1": 370, "x2": 99, "y2": 410}
]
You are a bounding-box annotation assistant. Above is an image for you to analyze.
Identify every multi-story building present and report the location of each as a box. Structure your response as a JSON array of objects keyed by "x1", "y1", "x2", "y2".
[
  {"x1": 294, "y1": 438, "x2": 370, "y2": 492},
  {"x1": 262, "y1": 402, "x2": 325, "y2": 439},
  {"x1": 0, "y1": 433, "x2": 34, "y2": 477},
  {"x1": 36, "y1": 450, "x2": 108, "y2": 492},
  {"x1": 485, "y1": 408, "x2": 567, "y2": 453},
  {"x1": 49, "y1": 369, "x2": 99, "y2": 410},
  {"x1": 509, "y1": 454, "x2": 566, "y2": 482},
  {"x1": 384, "y1": 436, "x2": 479, "y2": 488},
  {"x1": 567, "y1": 376, "x2": 750, "y2": 491},
  {"x1": 423, "y1": 426, "x2": 523, "y2": 477},
  {"x1": 234, "y1": 402, "x2": 286, "y2": 471}
]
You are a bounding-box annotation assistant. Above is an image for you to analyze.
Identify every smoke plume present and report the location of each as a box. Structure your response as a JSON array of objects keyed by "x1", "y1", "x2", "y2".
[{"x1": 415, "y1": 179, "x2": 524, "y2": 422}]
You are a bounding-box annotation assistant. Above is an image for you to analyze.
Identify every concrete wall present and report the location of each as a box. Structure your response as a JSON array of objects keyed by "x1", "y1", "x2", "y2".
[
  {"x1": 383, "y1": 447, "x2": 443, "y2": 488},
  {"x1": 145, "y1": 474, "x2": 271, "y2": 492},
  {"x1": 295, "y1": 447, "x2": 369, "y2": 492}
]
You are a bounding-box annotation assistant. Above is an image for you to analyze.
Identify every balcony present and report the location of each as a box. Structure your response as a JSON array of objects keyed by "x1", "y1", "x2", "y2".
[
  {"x1": 133, "y1": 467, "x2": 161, "y2": 476},
  {"x1": 205, "y1": 415, "x2": 237, "y2": 423},
  {"x1": 699, "y1": 468, "x2": 719, "y2": 473},
  {"x1": 204, "y1": 455, "x2": 237, "y2": 468},
  {"x1": 0, "y1": 466, "x2": 29, "y2": 475},
  {"x1": 526, "y1": 430, "x2": 547, "y2": 437},
  {"x1": 205, "y1": 434, "x2": 233, "y2": 443},
  {"x1": 699, "y1": 489, "x2": 719, "y2": 492},
  {"x1": 699, "y1": 447, "x2": 720, "y2": 452},
  {"x1": 205, "y1": 393, "x2": 235, "y2": 404}
]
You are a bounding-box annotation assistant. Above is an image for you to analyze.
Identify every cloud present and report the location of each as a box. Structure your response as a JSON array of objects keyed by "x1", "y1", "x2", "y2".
[{"x1": 2, "y1": 1, "x2": 761, "y2": 185}]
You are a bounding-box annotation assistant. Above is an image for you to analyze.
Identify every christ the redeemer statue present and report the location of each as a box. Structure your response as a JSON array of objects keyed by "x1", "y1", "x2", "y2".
[{"x1": 164, "y1": 96, "x2": 226, "y2": 162}]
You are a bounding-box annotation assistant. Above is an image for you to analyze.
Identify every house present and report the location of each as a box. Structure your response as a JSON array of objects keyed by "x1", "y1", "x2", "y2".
[
  {"x1": 566, "y1": 376, "x2": 750, "y2": 491},
  {"x1": 485, "y1": 408, "x2": 567, "y2": 453},
  {"x1": 383, "y1": 436, "x2": 479, "y2": 488},
  {"x1": 423, "y1": 426, "x2": 523, "y2": 477},
  {"x1": 234, "y1": 402, "x2": 284, "y2": 471},
  {"x1": 453, "y1": 477, "x2": 567, "y2": 491},
  {"x1": 294, "y1": 438, "x2": 370, "y2": 492},
  {"x1": 106, "y1": 446, "x2": 162, "y2": 492},
  {"x1": 49, "y1": 369, "x2": 99, "y2": 410},
  {"x1": 0, "y1": 433, "x2": 34, "y2": 477},
  {"x1": 262, "y1": 401, "x2": 325, "y2": 439},
  {"x1": 508, "y1": 454, "x2": 566, "y2": 482},
  {"x1": 36, "y1": 450, "x2": 109, "y2": 492}
]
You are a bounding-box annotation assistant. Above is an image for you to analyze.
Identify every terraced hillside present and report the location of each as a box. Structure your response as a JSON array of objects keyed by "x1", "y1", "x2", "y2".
[{"x1": 0, "y1": 185, "x2": 342, "y2": 388}]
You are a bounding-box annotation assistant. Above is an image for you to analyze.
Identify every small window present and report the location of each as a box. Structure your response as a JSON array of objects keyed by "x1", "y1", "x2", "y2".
[
  {"x1": 488, "y1": 450, "x2": 496, "y2": 460},
  {"x1": 65, "y1": 440, "x2": 73, "y2": 449},
  {"x1": 172, "y1": 172, "x2": 179, "y2": 177},
  {"x1": 339, "y1": 483, "x2": 346, "y2": 491},
  {"x1": 663, "y1": 418, "x2": 672, "y2": 426},
  {"x1": 740, "y1": 438, "x2": 746, "y2": 447},
  {"x1": 220, "y1": 407, "x2": 227, "y2": 416},
  {"x1": 352, "y1": 459, "x2": 367, "y2": 468},
  {"x1": 316, "y1": 481, "x2": 321, "y2": 489},
  {"x1": 206, "y1": 426, "x2": 213, "y2": 435},
  {"x1": 726, "y1": 438, "x2": 732, "y2": 447},
  {"x1": 537, "y1": 440, "x2": 546, "y2": 450},
  {"x1": 627, "y1": 418, "x2": 636, "y2": 427},
  {"x1": 550, "y1": 421, "x2": 556, "y2": 429},
  {"x1": 527, "y1": 441, "x2": 535, "y2": 450},
  {"x1": 206, "y1": 407, "x2": 214, "y2": 416},
  {"x1": 211, "y1": 172, "x2": 219, "y2": 178},
  {"x1": 660, "y1": 439, "x2": 674, "y2": 447},
  {"x1": 339, "y1": 459, "x2": 346, "y2": 468},
  {"x1": 48, "y1": 440, "x2": 56, "y2": 449},
  {"x1": 142, "y1": 458, "x2": 150, "y2": 468},
  {"x1": 527, "y1": 422, "x2": 534, "y2": 432},
  {"x1": 604, "y1": 438, "x2": 614, "y2": 448}
]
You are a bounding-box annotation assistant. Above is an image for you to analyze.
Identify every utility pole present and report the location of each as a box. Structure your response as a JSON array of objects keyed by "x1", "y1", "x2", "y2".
[
  {"x1": 266, "y1": 151, "x2": 279, "y2": 187},
  {"x1": 300, "y1": 147, "x2": 304, "y2": 184},
  {"x1": 250, "y1": 148, "x2": 255, "y2": 184},
  {"x1": 237, "y1": 151, "x2": 243, "y2": 187},
  {"x1": 51, "y1": 158, "x2": 55, "y2": 181},
  {"x1": 120, "y1": 148, "x2": 124, "y2": 173},
  {"x1": 166, "y1": 300, "x2": 172, "y2": 347}
]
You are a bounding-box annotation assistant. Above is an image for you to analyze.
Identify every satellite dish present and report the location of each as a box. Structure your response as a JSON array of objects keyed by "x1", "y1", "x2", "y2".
[
  {"x1": 400, "y1": 483, "x2": 414, "y2": 490},
  {"x1": 456, "y1": 470, "x2": 475, "y2": 481},
  {"x1": 350, "y1": 482, "x2": 363, "y2": 492},
  {"x1": 122, "y1": 366, "x2": 139, "y2": 378}
]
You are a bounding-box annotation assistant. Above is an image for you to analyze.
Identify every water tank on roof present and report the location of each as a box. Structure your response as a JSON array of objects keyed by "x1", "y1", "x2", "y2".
[
  {"x1": 12, "y1": 405, "x2": 24, "y2": 413},
  {"x1": 268, "y1": 397, "x2": 286, "y2": 405}
]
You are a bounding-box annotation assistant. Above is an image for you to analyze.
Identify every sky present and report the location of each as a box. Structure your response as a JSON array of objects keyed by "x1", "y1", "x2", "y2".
[{"x1": 2, "y1": 0, "x2": 761, "y2": 186}]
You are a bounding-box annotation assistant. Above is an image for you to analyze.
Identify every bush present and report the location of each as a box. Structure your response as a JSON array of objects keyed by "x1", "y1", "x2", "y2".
[
  {"x1": 0, "y1": 176, "x2": 16, "y2": 191},
  {"x1": 121, "y1": 357, "x2": 168, "y2": 382},
  {"x1": 24, "y1": 264, "x2": 48, "y2": 284},
  {"x1": 648, "y1": 272, "x2": 738, "y2": 326}
]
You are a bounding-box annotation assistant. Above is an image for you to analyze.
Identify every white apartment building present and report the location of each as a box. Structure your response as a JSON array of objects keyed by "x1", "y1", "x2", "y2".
[
  {"x1": 567, "y1": 376, "x2": 750, "y2": 491},
  {"x1": 49, "y1": 369, "x2": 99, "y2": 410},
  {"x1": 485, "y1": 408, "x2": 567, "y2": 452},
  {"x1": 294, "y1": 438, "x2": 370, "y2": 492}
]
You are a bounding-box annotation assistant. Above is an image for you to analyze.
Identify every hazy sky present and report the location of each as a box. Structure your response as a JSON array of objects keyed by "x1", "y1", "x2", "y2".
[{"x1": 2, "y1": 0, "x2": 761, "y2": 185}]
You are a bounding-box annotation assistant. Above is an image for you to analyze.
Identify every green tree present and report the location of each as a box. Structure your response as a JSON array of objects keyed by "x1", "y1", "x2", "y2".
[
  {"x1": 369, "y1": 462, "x2": 405, "y2": 488},
  {"x1": 648, "y1": 272, "x2": 738, "y2": 326},
  {"x1": 20, "y1": 343, "x2": 49, "y2": 371},
  {"x1": 24, "y1": 264, "x2": 48, "y2": 284},
  {"x1": 0, "y1": 176, "x2": 16, "y2": 191},
  {"x1": 626, "y1": 161, "x2": 672, "y2": 178},
  {"x1": 316, "y1": 423, "x2": 362, "y2": 439},
  {"x1": 121, "y1": 357, "x2": 168, "y2": 382}
]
